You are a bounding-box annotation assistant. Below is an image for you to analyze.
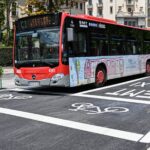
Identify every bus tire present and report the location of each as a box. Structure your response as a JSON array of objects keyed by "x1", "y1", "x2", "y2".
[
  {"x1": 95, "y1": 66, "x2": 106, "y2": 87},
  {"x1": 146, "y1": 61, "x2": 150, "y2": 76}
]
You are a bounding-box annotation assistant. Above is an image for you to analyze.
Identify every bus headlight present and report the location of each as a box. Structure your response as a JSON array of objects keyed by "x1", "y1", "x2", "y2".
[
  {"x1": 51, "y1": 73, "x2": 64, "y2": 82},
  {"x1": 16, "y1": 69, "x2": 21, "y2": 74}
]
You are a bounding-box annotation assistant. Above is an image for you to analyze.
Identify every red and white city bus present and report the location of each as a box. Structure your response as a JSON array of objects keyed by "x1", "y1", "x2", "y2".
[{"x1": 13, "y1": 12, "x2": 150, "y2": 87}]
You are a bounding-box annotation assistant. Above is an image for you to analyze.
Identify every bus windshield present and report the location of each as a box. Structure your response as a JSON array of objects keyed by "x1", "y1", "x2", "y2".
[{"x1": 15, "y1": 28, "x2": 59, "y2": 68}]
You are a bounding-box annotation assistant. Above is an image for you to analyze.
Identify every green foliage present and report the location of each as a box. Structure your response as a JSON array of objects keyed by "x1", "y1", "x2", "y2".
[
  {"x1": 22, "y1": 0, "x2": 67, "y2": 16},
  {"x1": 2, "y1": 30, "x2": 13, "y2": 46},
  {"x1": 0, "y1": 0, "x2": 16, "y2": 46},
  {"x1": 0, "y1": 1, "x2": 5, "y2": 28},
  {"x1": 0, "y1": 66, "x2": 4, "y2": 76},
  {"x1": 21, "y1": 0, "x2": 47, "y2": 16},
  {"x1": 0, "y1": 48, "x2": 13, "y2": 66}
]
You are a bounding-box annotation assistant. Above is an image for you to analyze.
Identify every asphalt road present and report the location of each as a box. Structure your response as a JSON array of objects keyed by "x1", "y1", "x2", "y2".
[{"x1": 0, "y1": 74, "x2": 150, "y2": 150}]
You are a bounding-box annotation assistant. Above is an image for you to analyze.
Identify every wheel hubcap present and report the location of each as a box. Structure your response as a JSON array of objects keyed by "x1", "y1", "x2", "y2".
[
  {"x1": 146, "y1": 64, "x2": 150, "y2": 73},
  {"x1": 96, "y1": 71, "x2": 104, "y2": 84}
]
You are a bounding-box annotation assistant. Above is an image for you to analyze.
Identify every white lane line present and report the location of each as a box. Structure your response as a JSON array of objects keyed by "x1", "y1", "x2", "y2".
[
  {"x1": 0, "y1": 89, "x2": 9, "y2": 92},
  {"x1": 73, "y1": 94, "x2": 150, "y2": 105},
  {"x1": 74, "y1": 76, "x2": 149, "y2": 95},
  {"x1": 140, "y1": 131, "x2": 150, "y2": 143},
  {"x1": 0, "y1": 107, "x2": 146, "y2": 143}
]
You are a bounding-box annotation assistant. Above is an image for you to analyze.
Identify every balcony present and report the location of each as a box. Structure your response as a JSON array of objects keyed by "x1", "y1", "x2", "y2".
[
  {"x1": 116, "y1": 11, "x2": 145, "y2": 18},
  {"x1": 87, "y1": 3, "x2": 93, "y2": 9},
  {"x1": 97, "y1": 2, "x2": 103, "y2": 8}
]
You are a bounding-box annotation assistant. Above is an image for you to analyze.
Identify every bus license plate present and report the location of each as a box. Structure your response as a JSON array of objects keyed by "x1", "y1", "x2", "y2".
[{"x1": 29, "y1": 81, "x2": 39, "y2": 86}]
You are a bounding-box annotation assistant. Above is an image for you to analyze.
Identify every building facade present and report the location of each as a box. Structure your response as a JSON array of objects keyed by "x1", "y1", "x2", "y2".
[
  {"x1": 85, "y1": 0, "x2": 116, "y2": 20},
  {"x1": 9, "y1": 0, "x2": 86, "y2": 29},
  {"x1": 116, "y1": 0, "x2": 146, "y2": 28},
  {"x1": 147, "y1": 0, "x2": 150, "y2": 28},
  {"x1": 8, "y1": 0, "x2": 150, "y2": 29},
  {"x1": 85, "y1": 0, "x2": 147, "y2": 28}
]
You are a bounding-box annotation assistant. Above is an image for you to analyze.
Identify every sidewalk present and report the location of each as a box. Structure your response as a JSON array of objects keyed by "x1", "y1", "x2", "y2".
[{"x1": 1, "y1": 67, "x2": 16, "y2": 89}]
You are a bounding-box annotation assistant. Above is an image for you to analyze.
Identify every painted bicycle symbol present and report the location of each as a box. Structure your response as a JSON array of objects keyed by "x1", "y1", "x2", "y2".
[
  {"x1": 69, "y1": 103, "x2": 129, "y2": 114},
  {"x1": 0, "y1": 94, "x2": 32, "y2": 100}
]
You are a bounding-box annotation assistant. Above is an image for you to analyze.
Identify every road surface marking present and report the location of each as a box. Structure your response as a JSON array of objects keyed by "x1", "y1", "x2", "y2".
[
  {"x1": 140, "y1": 131, "x2": 150, "y2": 143},
  {"x1": 0, "y1": 94, "x2": 32, "y2": 100},
  {"x1": 73, "y1": 93, "x2": 150, "y2": 105},
  {"x1": 74, "y1": 76, "x2": 149, "y2": 95},
  {"x1": 69, "y1": 103, "x2": 129, "y2": 114},
  {"x1": 0, "y1": 107, "x2": 148, "y2": 143}
]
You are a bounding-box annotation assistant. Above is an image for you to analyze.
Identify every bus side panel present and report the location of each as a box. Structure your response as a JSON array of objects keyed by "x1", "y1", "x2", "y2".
[
  {"x1": 69, "y1": 56, "x2": 124, "y2": 87},
  {"x1": 69, "y1": 55, "x2": 150, "y2": 87}
]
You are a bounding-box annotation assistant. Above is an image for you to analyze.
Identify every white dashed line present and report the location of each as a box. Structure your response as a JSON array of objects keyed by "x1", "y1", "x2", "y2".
[
  {"x1": 74, "y1": 76, "x2": 149, "y2": 95},
  {"x1": 73, "y1": 93, "x2": 150, "y2": 105},
  {"x1": 140, "y1": 131, "x2": 150, "y2": 143}
]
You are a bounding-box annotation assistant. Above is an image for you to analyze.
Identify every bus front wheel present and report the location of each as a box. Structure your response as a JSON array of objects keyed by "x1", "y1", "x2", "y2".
[
  {"x1": 146, "y1": 61, "x2": 150, "y2": 76},
  {"x1": 95, "y1": 66, "x2": 106, "y2": 87}
]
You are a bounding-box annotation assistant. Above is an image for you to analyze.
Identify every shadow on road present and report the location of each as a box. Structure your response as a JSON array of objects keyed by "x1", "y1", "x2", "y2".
[{"x1": 11, "y1": 74, "x2": 145, "y2": 96}]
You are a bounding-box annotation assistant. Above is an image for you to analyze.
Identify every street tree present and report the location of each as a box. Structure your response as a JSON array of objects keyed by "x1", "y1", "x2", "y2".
[
  {"x1": 22, "y1": 0, "x2": 74, "y2": 16},
  {"x1": 0, "y1": 0, "x2": 17, "y2": 45},
  {"x1": 0, "y1": 1, "x2": 5, "y2": 29}
]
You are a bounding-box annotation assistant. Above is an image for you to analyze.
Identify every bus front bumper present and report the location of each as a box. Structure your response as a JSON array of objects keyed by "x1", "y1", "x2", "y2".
[{"x1": 15, "y1": 76, "x2": 70, "y2": 87}]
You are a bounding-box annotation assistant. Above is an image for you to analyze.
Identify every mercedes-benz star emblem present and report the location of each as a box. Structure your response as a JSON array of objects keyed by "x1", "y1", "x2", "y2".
[{"x1": 32, "y1": 74, "x2": 36, "y2": 80}]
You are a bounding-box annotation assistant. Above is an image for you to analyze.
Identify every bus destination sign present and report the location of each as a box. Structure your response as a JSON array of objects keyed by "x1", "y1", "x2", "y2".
[{"x1": 16, "y1": 14, "x2": 60, "y2": 32}]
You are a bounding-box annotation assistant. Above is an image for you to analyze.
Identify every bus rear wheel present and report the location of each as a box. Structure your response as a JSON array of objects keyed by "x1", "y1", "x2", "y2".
[
  {"x1": 95, "y1": 66, "x2": 106, "y2": 87},
  {"x1": 146, "y1": 61, "x2": 150, "y2": 76}
]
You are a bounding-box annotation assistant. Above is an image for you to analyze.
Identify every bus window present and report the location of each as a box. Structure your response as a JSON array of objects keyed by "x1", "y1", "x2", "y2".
[
  {"x1": 110, "y1": 37, "x2": 123, "y2": 55},
  {"x1": 97, "y1": 40, "x2": 109, "y2": 56},
  {"x1": 143, "y1": 41, "x2": 150, "y2": 54},
  {"x1": 143, "y1": 30, "x2": 150, "y2": 54},
  {"x1": 90, "y1": 33, "x2": 109, "y2": 56},
  {"x1": 76, "y1": 32, "x2": 87, "y2": 56},
  {"x1": 63, "y1": 29, "x2": 87, "y2": 62}
]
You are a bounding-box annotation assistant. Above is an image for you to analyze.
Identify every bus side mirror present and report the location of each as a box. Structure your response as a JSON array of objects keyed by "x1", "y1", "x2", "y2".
[{"x1": 67, "y1": 28, "x2": 74, "y2": 42}]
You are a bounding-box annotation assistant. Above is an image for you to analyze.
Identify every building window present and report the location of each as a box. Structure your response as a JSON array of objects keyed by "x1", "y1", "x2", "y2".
[
  {"x1": 148, "y1": 20, "x2": 150, "y2": 27},
  {"x1": 97, "y1": 7, "x2": 102, "y2": 16},
  {"x1": 88, "y1": 0, "x2": 92, "y2": 5},
  {"x1": 139, "y1": 7, "x2": 143, "y2": 12},
  {"x1": 110, "y1": 6, "x2": 113, "y2": 14},
  {"x1": 118, "y1": 6, "x2": 122, "y2": 12},
  {"x1": 98, "y1": 0, "x2": 102, "y2": 4},
  {"x1": 148, "y1": 8, "x2": 150, "y2": 17},
  {"x1": 124, "y1": 20, "x2": 137, "y2": 27},
  {"x1": 71, "y1": 1, "x2": 74, "y2": 7},
  {"x1": 127, "y1": 0, "x2": 132, "y2": 4},
  {"x1": 75, "y1": 2, "x2": 78, "y2": 9},
  {"x1": 80, "y1": 3, "x2": 82, "y2": 10},
  {"x1": 88, "y1": 9, "x2": 93, "y2": 15},
  {"x1": 110, "y1": 0, "x2": 113, "y2": 2}
]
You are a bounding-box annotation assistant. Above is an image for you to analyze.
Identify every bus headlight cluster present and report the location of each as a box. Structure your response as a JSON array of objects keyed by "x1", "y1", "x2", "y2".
[
  {"x1": 51, "y1": 73, "x2": 64, "y2": 82},
  {"x1": 16, "y1": 69, "x2": 21, "y2": 74}
]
